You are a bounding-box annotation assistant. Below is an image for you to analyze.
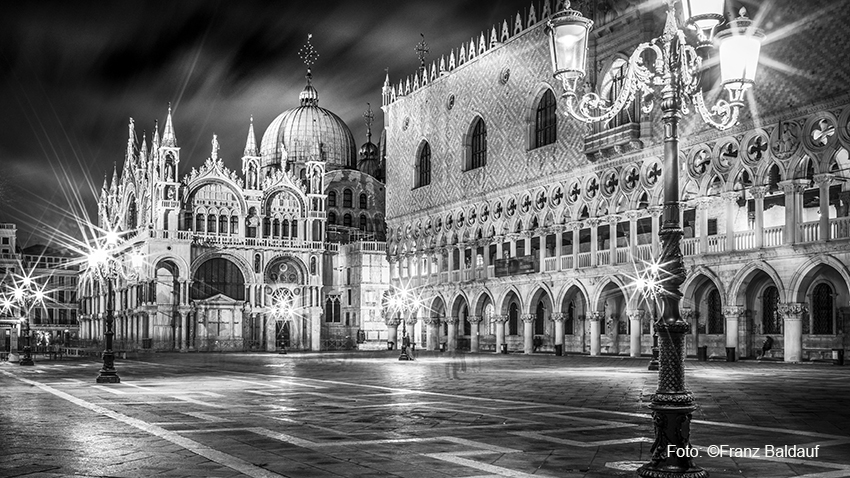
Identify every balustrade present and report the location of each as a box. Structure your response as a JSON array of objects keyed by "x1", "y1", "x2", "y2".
[
  {"x1": 615, "y1": 246, "x2": 630, "y2": 264},
  {"x1": 706, "y1": 234, "x2": 726, "y2": 253},
  {"x1": 799, "y1": 221, "x2": 819, "y2": 243},
  {"x1": 597, "y1": 250, "x2": 610, "y2": 266},
  {"x1": 635, "y1": 243, "x2": 653, "y2": 261},
  {"x1": 734, "y1": 230, "x2": 755, "y2": 251},
  {"x1": 764, "y1": 226, "x2": 784, "y2": 247},
  {"x1": 681, "y1": 238, "x2": 698, "y2": 256},
  {"x1": 578, "y1": 252, "x2": 591, "y2": 268},
  {"x1": 560, "y1": 255, "x2": 573, "y2": 270},
  {"x1": 544, "y1": 256, "x2": 558, "y2": 272},
  {"x1": 486, "y1": 265, "x2": 495, "y2": 278}
]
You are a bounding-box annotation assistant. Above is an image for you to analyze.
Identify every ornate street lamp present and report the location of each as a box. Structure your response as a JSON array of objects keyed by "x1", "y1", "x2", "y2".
[
  {"x1": 269, "y1": 290, "x2": 297, "y2": 354},
  {"x1": 548, "y1": 1, "x2": 763, "y2": 477},
  {"x1": 385, "y1": 286, "x2": 421, "y2": 361},
  {"x1": 7, "y1": 274, "x2": 47, "y2": 366},
  {"x1": 85, "y1": 229, "x2": 144, "y2": 383}
]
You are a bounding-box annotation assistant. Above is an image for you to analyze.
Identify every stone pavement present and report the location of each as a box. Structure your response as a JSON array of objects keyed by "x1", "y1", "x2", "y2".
[{"x1": 1, "y1": 351, "x2": 849, "y2": 478}]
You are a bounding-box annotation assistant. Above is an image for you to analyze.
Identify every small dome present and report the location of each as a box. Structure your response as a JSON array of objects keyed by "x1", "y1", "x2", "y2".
[{"x1": 359, "y1": 141, "x2": 379, "y2": 160}]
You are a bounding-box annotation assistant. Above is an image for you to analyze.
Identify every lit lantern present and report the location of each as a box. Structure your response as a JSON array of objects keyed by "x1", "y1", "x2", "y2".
[
  {"x1": 680, "y1": 0, "x2": 724, "y2": 30},
  {"x1": 716, "y1": 9, "x2": 764, "y2": 96},
  {"x1": 546, "y1": 2, "x2": 593, "y2": 83}
]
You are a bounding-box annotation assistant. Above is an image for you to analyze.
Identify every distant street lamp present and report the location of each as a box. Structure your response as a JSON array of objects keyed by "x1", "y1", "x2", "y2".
[
  {"x1": 85, "y1": 228, "x2": 144, "y2": 383},
  {"x1": 547, "y1": 1, "x2": 764, "y2": 476},
  {"x1": 386, "y1": 286, "x2": 421, "y2": 361},
  {"x1": 270, "y1": 290, "x2": 297, "y2": 354},
  {"x1": 4, "y1": 274, "x2": 46, "y2": 366}
]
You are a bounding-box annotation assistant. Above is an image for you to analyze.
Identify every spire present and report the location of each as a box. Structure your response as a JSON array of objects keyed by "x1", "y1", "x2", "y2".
[
  {"x1": 243, "y1": 116, "x2": 258, "y2": 157},
  {"x1": 110, "y1": 163, "x2": 118, "y2": 195},
  {"x1": 162, "y1": 103, "x2": 177, "y2": 147},
  {"x1": 139, "y1": 130, "x2": 148, "y2": 165},
  {"x1": 125, "y1": 117, "x2": 137, "y2": 163},
  {"x1": 152, "y1": 119, "x2": 161, "y2": 150}
]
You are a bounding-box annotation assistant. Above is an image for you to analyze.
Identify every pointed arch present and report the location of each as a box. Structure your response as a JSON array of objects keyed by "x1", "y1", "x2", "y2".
[
  {"x1": 789, "y1": 254, "x2": 850, "y2": 304},
  {"x1": 729, "y1": 260, "x2": 785, "y2": 305}
]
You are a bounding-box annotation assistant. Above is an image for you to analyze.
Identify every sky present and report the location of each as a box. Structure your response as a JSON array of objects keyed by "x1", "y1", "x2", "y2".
[{"x1": 0, "y1": 0, "x2": 535, "y2": 248}]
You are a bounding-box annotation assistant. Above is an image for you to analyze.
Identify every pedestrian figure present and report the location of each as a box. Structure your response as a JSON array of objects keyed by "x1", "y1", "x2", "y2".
[{"x1": 761, "y1": 336, "x2": 774, "y2": 357}]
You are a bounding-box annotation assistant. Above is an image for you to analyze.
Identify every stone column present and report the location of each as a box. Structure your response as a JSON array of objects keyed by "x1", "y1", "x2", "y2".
[
  {"x1": 608, "y1": 215, "x2": 620, "y2": 265},
  {"x1": 521, "y1": 314, "x2": 535, "y2": 354},
  {"x1": 406, "y1": 316, "x2": 420, "y2": 347},
  {"x1": 554, "y1": 227, "x2": 563, "y2": 262},
  {"x1": 571, "y1": 221, "x2": 580, "y2": 269},
  {"x1": 468, "y1": 315, "x2": 483, "y2": 352},
  {"x1": 751, "y1": 186, "x2": 767, "y2": 248},
  {"x1": 386, "y1": 317, "x2": 401, "y2": 349},
  {"x1": 779, "y1": 180, "x2": 803, "y2": 244},
  {"x1": 446, "y1": 316, "x2": 459, "y2": 352},
  {"x1": 493, "y1": 315, "x2": 508, "y2": 353},
  {"x1": 649, "y1": 206, "x2": 662, "y2": 257},
  {"x1": 723, "y1": 306, "x2": 744, "y2": 360},
  {"x1": 681, "y1": 308, "x2": 695, "y2": 356},
  {"x1": 425, "y1": 317, "x2": 440, "y2": 351},
  {"x1": 695, "y1": 198, "x2": 711, "y2": 254},
  {"x1": 779, "y1": 302, "x2": 806, "y2": 363},
  {"x1": 722, "y1": 191, "x2": 739, "y2": 252},
  {"x1": 589, "y1": 312, "x2": 603, "y2": 356},
  {"x1": 180, "y1": 308, "x2": 189, "y2": 352},
  {"x1": 551, "y1": 312, "x2": 566, "y2": 347},
  {"x1": 814, "y1": 173, "x2": 834, "y2": 242},
  {"x1": 626, "y1": 211, "x2": 639, "y2": 261},
  {"x1": 588, "y1": 218, "x2": 599, "y2": 267},
  {"x1": 264, "y1": 313, "x2": 276, "y2": 352},
  {"x1": 627, "y1": 309, "x2": 644, "y2": 357}
]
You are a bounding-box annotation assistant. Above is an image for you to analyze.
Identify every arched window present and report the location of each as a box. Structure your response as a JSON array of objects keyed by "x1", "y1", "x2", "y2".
[
  {"x1": 327, "y1": 211, "x2": 337, "y2": 225},
  {"x1": 328, "y1": 191, "x2": 337, "y2": 207},
  {"x1": 762, "y1": 286, "x2": 781, "y2": 334},
  {"x1": 597, "y1": 58, "x2": 637, "y2": 133},
  {"x1": 359, "y1": 214, "x2": 368, "y2": 232},
  {"x1": 273, "y1": 218, "x2": 280, "y2": 237},
  {"x1": 534, "y1": 89, "x2": 557, "y2": 148},
  {"x1": 566, "y1": 301, "x2": 575, "y2": 335},
  {"x1": 417, "y1": 142, "x2": 432, "y2": 187},
  {"x1": 359, "y1": 193, "x2": 368, "y2": 209},
  {"x1": 343, "y1": 189, "x2": 353, "y2": 208},
  {"x1": 812, "y1": 283, "x2": 834, "y2": 334},
  {"x1": 282, "y1": 219, "x2": 290, "y2": 237},
  {"x1": 230, "y1": 216, "x2": 238, "y2": 234},
  {"x1": 127, "y1": 200, "x2": 138, "y2": 228},
  {"x1": 467, "y1": 117, "x2": 487, "y2": 171},
  {"x1": 207, "y1": 214, "x2": 216, "y2": 233},
  {"x1": 191, "y1": 258, "x2": 245, "y2": 301},
  {"x1": 707, "y1": 289, "x2": 723, "y2": 334},
  {"x1": 343, "y1": 213, "x2": 352, "y2": 227},
  {"x1": 535, "y1": 301, "x2": 545, "y2": 335},
  {"x1": 262, "y1": 217, "x2": 270, "y2": 237},
  {"x1": 219, "y1": 215, "x2": 227, "y2": 235},
  {"x1": 291, "y1": 220, "x2": 298, "y2": 238},
  {"x1": 196, "y1": 214, "x2": 205, "y2": 232}
]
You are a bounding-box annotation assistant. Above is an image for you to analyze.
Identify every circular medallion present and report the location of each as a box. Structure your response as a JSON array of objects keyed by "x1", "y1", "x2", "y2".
[
  {"x1": 499, "y1": 67, "x2": 510, "y2": 85},
  {"x1": 446, "y1": 94, "x2": 455, "y2": 111}
]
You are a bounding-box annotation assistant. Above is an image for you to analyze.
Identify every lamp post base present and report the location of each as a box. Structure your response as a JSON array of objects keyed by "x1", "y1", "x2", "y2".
[
  {"x1": 96, "y1": 371, "x2": 121, "y2": 383},
  {"x1": 398, "y1": 347, "x2": 413, "y2": 361},
  {"x1": 20, "y1": 345, "x2": 34, "y2": 366}
]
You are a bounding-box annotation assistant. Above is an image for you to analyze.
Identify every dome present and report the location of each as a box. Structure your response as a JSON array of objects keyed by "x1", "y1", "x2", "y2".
[
  {"x1": 359, "y1": 141, "x2": 379, "y2": 160},
  {"x1": 260, "y1": 76, "x2": 357, "y2": 171}
]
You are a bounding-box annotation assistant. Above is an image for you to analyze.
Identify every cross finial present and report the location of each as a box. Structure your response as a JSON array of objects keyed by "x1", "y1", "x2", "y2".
[
  {"x1": 415, "y1": 33, "x2": 429, "y2": 69},
  {"x1": 363, "y1": 103, "x2": 374, "y2": 141},
  {"x1": 299, "y1": 33, "x2": 319, "y2": 68}
]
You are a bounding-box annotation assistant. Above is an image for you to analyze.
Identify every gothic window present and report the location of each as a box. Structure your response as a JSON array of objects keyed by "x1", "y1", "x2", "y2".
[
  {"x1": 416, "y1": 141, "x2": 432, "y2": 187},
  {"x1": 127, "y1": 200, "x2": 138, "y2": 228},
  {"x1": 467, "y1": 117, "x2": 487, "y2": 171},
  {"x1": 343, "y1": 189, "x2": 353, "y2": 208},
  {"x1": 596, "y1": 59, "x2": 637, "y2": 133},
  {"x1": 262, "y1": 217, "x2": 270, "y2": 237},
  {"x1": 508, "y1": 302, "x2": 519, "y2": 335},
  {"x1": 207, "y1": 214, "x2": 216, "y2": 233},
  {"x1": 343, "y1": 213, "x2": 352, "y2": 227},
  {"x1": 219, "y1": 215, "x2": 227, "y2": 235},
  {"x1": 196, "y1": 214, "x2": 205, "y2": 232},
  {"x1": 291, "y1": 220, "x2": 298, "y2": 238},
  {"x1": 273, "y1": 218, "x2": 280, "y2": 237},
  {"x1": 359, "y1": 193, "x2": 368, "y2": 209},
  {"x1": 566, "y1": 301, "x2": 575, "y2": 335},
  {"x1": 327, "y1": 211, "x2": 337, "y2": 225},
  {"x1": 230, "y1": 216, "x2": 238, "y2": 234},
  {"x1": 328, "y1": 191, "x2": 337, "y2": 207},
  {"x1": 282, "y1": 219, "x2": 290, "y2": 237},
  {"x1": 534, "y1": 89, "x2": 557, "y2": 148},
  {"x1": 707, "y1": 289, "x2": 723, "y2": 334},
  {"x1": 325, "y1": 297, "x2": 341, "y2": 323},
  {"x1": 812, "y1": 283, "x2": 834, "y2": 334},
  {"x1": 191, "y1": 258, "x2": 245, "y2": 301},
  {"x1": 359, "y1": 214, "x2": 368, "y2": 232},
  {"x1": 762, "y1": 286, "x2": 781, "y2": 334},
  {"x1": 254, "y1": 254, "x2": 261, "y2": 274}
]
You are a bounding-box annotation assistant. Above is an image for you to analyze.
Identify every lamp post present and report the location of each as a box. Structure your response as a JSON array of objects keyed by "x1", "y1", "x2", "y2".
[
  {"x1": 86, "y1": 229, "x2": 144, "y2": 383},
  {"x1": 386, "y1": 286, "x2": 420, "y2": 361},
  {"x1": 270, "y1": 290, "x2": 296, "y2": 354},
  {"x1": 6, "y1": 275, "x2": 46, "y2": 366},
  {"x1": 547, "y1": 1, "x2": 763, "y2": 476}
]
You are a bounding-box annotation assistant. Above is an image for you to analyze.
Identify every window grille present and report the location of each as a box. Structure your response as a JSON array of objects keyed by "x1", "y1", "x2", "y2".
[
  {"x1": 469, "y1": 118, "x2": 487, "y2": 170},
  {"x1": 418, "y1": 142, "x2": 432, "y2": 186}
]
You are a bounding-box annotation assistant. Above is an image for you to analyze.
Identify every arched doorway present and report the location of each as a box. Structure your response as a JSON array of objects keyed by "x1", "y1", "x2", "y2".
[
  {"x1": 561, "y1": 285, "x2": 588, "y2": 353},
  {"x1": 191, "y1": 257, "x2": 246, "y2": 351}
]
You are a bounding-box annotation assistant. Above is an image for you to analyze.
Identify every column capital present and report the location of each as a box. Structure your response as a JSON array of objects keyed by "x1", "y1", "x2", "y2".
[
  {"x1": 626, "y1": 309, "x2": 645, "y2": 321},
  {"x1": 589, "y1": 311, "x2": 604, "y2": 322},
  {"x1": 722, "y1": 305, "x2": 745, "y2": 320},
  {"x1": 813, "y1": 173, "x2": 835, "y2": 186},
  {"x1": 445, "y1": 316, "x2": 460, "y2": 325},
  {"x1": 385, "y1": 317, "x2": 402, "y2": 327},
  {"x1": 779, "y1": 302, "x2": 807, "y2": 320},
  {"x1": 584, "y1": 218, "x2": 601, "y2": 228},
  {"x1": 405, "y1": 316, "x2": 419, "y2": 326},
  {"x1": 567, "y1": 220, "x2": 583, "y2": 231},
  {"x1": 491, "y1": 314, "x2": 509, "y2": 324},
  {"x1": 606, "y1": 214, "x2": 622, "y2": 225},
  {"x1": 750, "y1": 185, "x2": 769, "y2": 199},
  {"x1": 520, "y1": 313, "x2": 535, "y2": 324},
  {"x1": 695, "y1": 197, "x2": 714, "y2": 210},
  {"x1": 551, "y1": 312, "x2": 566, "y2": 322},
  {"x1": 423, "y1": 316, "x2": 441, "y2": 326},
  {"x1": 679, "y1": 308, "x2": 693, "y2": 322},
  {"x1": 467, "y1": 315, "x2": 483, "y2": 324},
  {"x1": 648, "y1": 206, "x2": 664, "y2": 218},
  {"x1": 778, "y1": 179, "x2": 808, "y2": 194},
  {"x1": 624, "y1": 210, "x2": 641, "y2": 220},
  {"x1": 721, "y1": 191, "x2": 740, "y2": 202}
]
